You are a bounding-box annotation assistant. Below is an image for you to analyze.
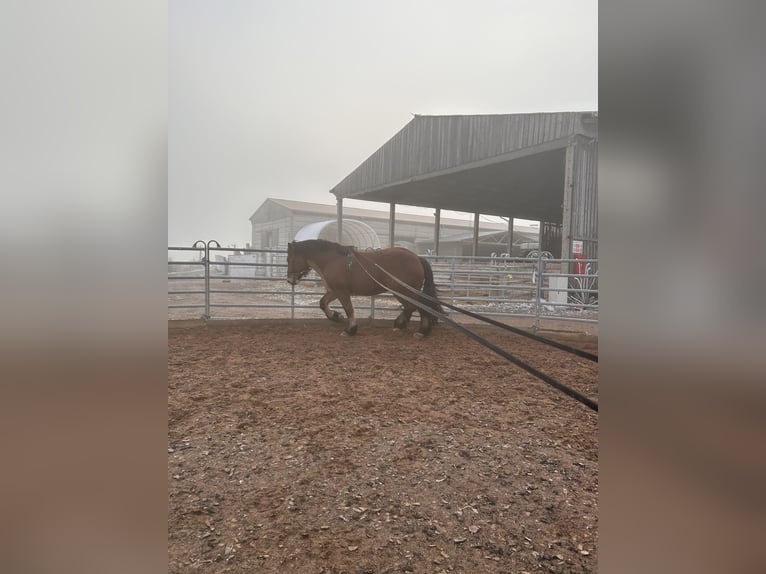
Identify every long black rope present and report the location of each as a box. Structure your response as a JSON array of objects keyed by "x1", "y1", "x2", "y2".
[
  {"x1": 351, "y1": 253, "x2": 598, "y2": 412},
  {"x1": 374, "y1": 262, "x2": 598, "y2": 363}
]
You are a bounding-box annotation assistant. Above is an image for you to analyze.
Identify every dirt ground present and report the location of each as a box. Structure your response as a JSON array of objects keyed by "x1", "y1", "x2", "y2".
[{"x1": 168, "y1": 318, "x2": 598, "y2": 573}]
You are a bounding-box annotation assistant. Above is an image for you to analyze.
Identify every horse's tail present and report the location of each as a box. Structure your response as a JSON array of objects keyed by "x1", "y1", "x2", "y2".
[{"x1": 419, "y1": 257, "x2": 444, "y2": 321}]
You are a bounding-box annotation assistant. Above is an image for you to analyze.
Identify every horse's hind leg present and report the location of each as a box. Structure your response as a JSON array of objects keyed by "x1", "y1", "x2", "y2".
[
  {"x1": 393, "y1": 308, "x2": 413, "y2": 330},
  {"x1": 416, "y1": 309, "x2": 434, "y2": 337},
  {"x1": 392, "y1": 297, "x2": 417, "y2": 331},
  {"x1": 336, "y1": 292, "x2": 358, "y2": 336},
  {"x1": 319, "y1": 291, "x2": 342, "y2": 322}
]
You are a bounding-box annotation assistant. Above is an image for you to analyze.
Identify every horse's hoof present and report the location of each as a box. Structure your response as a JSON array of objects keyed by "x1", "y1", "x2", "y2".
[
  {"x1": 330, "y1": 311, "x2": 342, "y2": 322},
  {"x1": 342, "y1": 325, "x2": 358, "y2": 336}
]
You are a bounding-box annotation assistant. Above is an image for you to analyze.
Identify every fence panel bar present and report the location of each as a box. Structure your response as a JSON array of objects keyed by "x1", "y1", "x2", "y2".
[{"x1": 168, "y1": 247, "x2": 597, "y2": 328}]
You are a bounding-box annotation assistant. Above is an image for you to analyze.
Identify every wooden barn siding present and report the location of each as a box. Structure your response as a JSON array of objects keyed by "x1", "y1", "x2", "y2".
[
  {"x1": 571, "y1": 137, "x2": 598, "y2": 260},
  {"x1": 334, "y1": 113, "x2": 582, "y2": 196}
]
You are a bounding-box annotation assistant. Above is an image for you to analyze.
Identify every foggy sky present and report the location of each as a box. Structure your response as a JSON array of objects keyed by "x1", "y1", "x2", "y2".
[{"x1": 169, "y1": 0, "x2": 597, "y2": 247}]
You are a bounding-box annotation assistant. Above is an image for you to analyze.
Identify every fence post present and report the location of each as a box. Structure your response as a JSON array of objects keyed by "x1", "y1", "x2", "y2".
[
  {"x1": 193, "y1": 240, "x2": 220, "y2": 321},
  {"x1": 204, "y1": 254, "x2": 210, "y2": 320},
  {"x1": 206, "y1": 240, "x2": 220, "y2": 320},
  {"x1": 534, "y1": 253, "x2": 543, "y2": 332},
  {"x1": 450, "y1": 257, "x2": 456, "y2": 318},
  {"x1": 192, "y1": 240, "x2": 209, "y2": 320}
]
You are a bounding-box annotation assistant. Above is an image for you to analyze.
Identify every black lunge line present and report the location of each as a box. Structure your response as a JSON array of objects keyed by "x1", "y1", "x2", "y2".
[
  {"x1": 351, "y1": 254, "x2": 598, "y2": 412},
  {"x1": 374, "y1": 262, "x2": 598, "y2": 363}
]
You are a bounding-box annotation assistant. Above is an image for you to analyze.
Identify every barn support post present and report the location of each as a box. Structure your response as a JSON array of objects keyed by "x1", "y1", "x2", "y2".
[
  {"x1": 561, "y1": 140, "x2": 576, "y2": 274},
  {"x1": 507, "y1": 217, "x2": 514, "y2": 256},
  {"x1": 472, "y1": 213, "x2": 480, "y2": 257},
  {"x1": 433, "y1": 208, "x2": 441, "y2": 255},
  {"x1": 389, "y1": 203, "x2": 396, "y2": 248},
  {"x1": 336, "y1": 197, "x2": 344, "y2": 242}
]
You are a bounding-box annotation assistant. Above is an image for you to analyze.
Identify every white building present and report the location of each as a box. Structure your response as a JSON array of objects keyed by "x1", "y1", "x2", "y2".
[{"x1": 249, "y1": 198, "x2": 538, "y2": 255}]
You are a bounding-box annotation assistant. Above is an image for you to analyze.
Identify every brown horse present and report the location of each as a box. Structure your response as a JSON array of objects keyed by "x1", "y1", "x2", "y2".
[{"x1": 286, "y1": 239, "x2": 443, "y2": 336}]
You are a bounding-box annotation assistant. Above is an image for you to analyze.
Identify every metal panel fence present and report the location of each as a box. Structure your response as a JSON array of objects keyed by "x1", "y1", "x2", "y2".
[{"x1": 168, "y1": 246, "x2": 598, "y2": 330}]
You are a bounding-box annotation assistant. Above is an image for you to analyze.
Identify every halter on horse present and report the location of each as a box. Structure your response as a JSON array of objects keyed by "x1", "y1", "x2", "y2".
[{"x1": 286, "y1": 239, "x2": 443, "y2": 336}]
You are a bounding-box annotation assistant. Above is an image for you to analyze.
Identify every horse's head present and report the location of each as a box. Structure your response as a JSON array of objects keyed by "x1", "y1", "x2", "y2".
[{"x1": 286, "y1": 241, "x2": 310, "y2": 285}]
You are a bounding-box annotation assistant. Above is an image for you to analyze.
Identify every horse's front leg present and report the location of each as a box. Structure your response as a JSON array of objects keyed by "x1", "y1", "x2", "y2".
[
  {"x1": 319, "y1": 291, "x2": 342, "y2": 322},
  {"x1": 336, "y1": 292, "x2": 357, "y2": 336}
]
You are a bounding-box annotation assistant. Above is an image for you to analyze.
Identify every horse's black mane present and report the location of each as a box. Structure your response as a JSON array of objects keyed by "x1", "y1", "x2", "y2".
[{"x1": 293, "y1": 239, "x2": 355, "y2": 256}]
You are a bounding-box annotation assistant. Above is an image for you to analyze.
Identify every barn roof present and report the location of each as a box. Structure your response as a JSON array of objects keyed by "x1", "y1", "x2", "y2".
[{"x1": 330, "y1": 112, "x2": 598, "y2": 222}]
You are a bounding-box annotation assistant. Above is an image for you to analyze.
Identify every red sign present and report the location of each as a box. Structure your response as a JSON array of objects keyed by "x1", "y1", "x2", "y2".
[{"x1": 573, "y1": 240, "x2": 585, "y2": 274}]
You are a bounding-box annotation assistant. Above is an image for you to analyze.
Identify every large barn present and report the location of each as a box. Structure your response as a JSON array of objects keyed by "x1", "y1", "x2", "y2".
[
  {"x1": 249, "y1": 198, "x2": 540, "y2": 256},
  {"x1": 330, "y1": 112, "x2": 598, "y2": 261}
]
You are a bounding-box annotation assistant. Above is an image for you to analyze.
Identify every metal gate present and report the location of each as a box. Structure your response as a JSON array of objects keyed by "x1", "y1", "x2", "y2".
[{"x1": 168, "y1": 244, "x2": 598, "y2": 330}]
